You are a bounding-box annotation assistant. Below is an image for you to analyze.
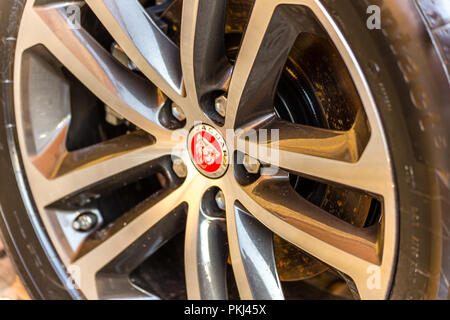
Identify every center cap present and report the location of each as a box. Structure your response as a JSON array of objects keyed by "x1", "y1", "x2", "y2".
[{"x1": 187, "y1": 124, "x2": 229, "y2": 179}]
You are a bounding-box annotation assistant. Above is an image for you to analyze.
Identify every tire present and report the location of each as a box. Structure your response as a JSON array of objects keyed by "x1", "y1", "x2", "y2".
[
  {"x1": 318, "y1": 0, "x2": 450, "y2": 299},
  {"x1": 0, "y1": 0, "x2": 77, "y2": 299},
  {"x1": 0, "y1": 0, "x2": 448, "y2": 300}
]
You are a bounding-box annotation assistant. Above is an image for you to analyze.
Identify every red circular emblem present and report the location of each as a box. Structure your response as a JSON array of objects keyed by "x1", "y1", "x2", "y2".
[
  {"x1": 191, "y1": 131, "x2": 222, "y2": 172},
  {"x1": 188, "y1": 124, "x2": 229, "y2": 178}
]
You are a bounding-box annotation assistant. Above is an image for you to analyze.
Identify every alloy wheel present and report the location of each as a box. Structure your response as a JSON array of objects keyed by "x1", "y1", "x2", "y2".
[{"x1": 13, "y1": 0, "x2": 397, "y2": 299}]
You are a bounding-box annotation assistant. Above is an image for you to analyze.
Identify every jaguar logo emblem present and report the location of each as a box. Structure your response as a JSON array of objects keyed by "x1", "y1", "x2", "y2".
[
  {"x1": 195, "y1": 134, "x2": 221, "y2": 169},
  {"x1": 188, "y1": 124, "x2": 229, "y2": 178}
]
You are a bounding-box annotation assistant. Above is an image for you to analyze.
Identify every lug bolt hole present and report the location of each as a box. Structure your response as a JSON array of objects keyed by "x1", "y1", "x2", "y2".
[{"x1": 201, "y1": 187, "x2": 226, "y2": 218}]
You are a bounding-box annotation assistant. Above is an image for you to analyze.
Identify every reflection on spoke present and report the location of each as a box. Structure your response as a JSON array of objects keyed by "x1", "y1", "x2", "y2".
[
  {"x1": 227, "y1": 201, "x2": 284, "y2": 300},
  {"x1": 85, "y1": 0, "x2": 183, "y2": 99}
]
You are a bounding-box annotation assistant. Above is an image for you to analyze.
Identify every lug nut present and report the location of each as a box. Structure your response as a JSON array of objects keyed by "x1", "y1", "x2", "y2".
[
  {"x1": 243, "y1": 154, "x2": 260, "y2": 174},
  {"x1": 171, "y1": 103, "x2": 186, "y2": 122},
  {"x1": 215, "y1": 190, "x2": 225, "y2": 211},
  {"x1": 214, "y1": 95, "x2": 227, "y2": 118},
  {"x1": 172, "y1": 158, "x2": 187, "y2": 178},
  {"x1": 72, "y1": 212, "x2": 98, "y2": 232}
]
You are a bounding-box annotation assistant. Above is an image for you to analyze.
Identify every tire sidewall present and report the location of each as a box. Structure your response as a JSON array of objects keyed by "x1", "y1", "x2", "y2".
[
  {"x1": 0, "y1": 0, "x2": 78, "y2": 300},
  {"x1": 320, "y1": 0, "x2": 450, "y2": 299}
]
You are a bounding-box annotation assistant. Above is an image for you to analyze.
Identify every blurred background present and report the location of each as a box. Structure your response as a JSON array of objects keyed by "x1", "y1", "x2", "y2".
[{"x1": 0, "y1": 239, "x2": 29, "y2": 300}]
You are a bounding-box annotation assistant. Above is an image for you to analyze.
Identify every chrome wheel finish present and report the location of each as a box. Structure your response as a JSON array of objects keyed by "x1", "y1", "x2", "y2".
[{"x1": 14, "y1": 0, "x2": 397, "y2": 300}]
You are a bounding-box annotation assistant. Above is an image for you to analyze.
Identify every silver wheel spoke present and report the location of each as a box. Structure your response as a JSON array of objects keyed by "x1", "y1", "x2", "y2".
[
  {"x1": 235, "y1": 112, "x2": 387, "y2": 194},
  {"x1": 232, "y1": 178, "x2": 389, "y2": 299},
  {"x1": 241, "y1": 131, "x2": 390, "y2": 195},
  {"x1": 29, "y1": 4, "x2": 171, "y2": 138},
  {"x1": 180, "y1": 0, "x2": 232, "y2": 105},
  {"x1": 242, "y1": 173, "x2": 379, "y2": 265},
  {"x1": 30, "y1": 140, "x2": 178, "y2": 207},
  {"x1": 96, "y1": 204, "x2": 187, "y2": 300},
  {"x1": 85, "y1": 0, "x2": 183, "y2": 102},
  {"x1": 71, "y1": 177, "x2": 195, "y2": 299},
  {"x1": 32, "y1": 130, "x2": 154, "y2": 180},
  {"x1": 226, "y1": 0, "x2": 294, "y2": 128},
  {"x1": 184, "y1": 184, "x2": 228, "y2": 300},
  {"x1": 24, "y1": 3, "x2": 171, "y2": 139},
  {"x1": 225, "y1": 197, "x2": 283, "y2": 300},
  {"x1": 238, "y1": 111, "x2": 369, "y2": 163}
]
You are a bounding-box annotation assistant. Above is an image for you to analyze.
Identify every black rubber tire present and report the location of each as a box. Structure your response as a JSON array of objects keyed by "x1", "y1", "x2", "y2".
[
  {"x1": 0, "y1": 0, "x2": 448, "y2": 299},
  {"x1": 319, "y1": 0, "x2": 450, "y2": 299},
  {"x1": 0, "y1": 0, "x2": 78, "y2": 299}
]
